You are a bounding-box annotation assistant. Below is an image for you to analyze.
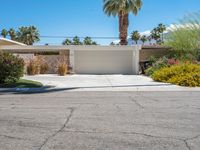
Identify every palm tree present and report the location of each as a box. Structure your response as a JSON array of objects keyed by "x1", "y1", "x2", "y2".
[
  {"x1": 83, "y1": 37, "x2": 93, "y2": 45},
  {"x1": 62, "y1": 38, "x2": 72, "y2": 45},
  {"x1": 103, "y1": 0, "x2": 142, "y2": 45},
  {"x1": 147, "y1": 35, "x2": 152, "y2": 45},
  {"x1": 17, "y1": 26, "x2": 40, "y2": 45},
  {"x1": 83, "y1": 37, "x2": 97, "y2": 45},
  {"x1": 8, "y1": 28, "x2": 16, "y2": 40},
  {"x1": 151, "y1": 28, "x2": 161, "y2": 44},
  {"x1": 1, "y1": 29, "x2": 8, "y2": 38},
  {"x1": 131, "y1": 30, "x2": 140, "y2": 44},
  {"x1": 72, "y1": 36, "x2": 82, "y2": 45},
  {"x1": 140, "y1": 35, "x2": 147, "y2": 44},
  {"x1": 157, "y1": 23, "x2": 166, "y2": 43}
]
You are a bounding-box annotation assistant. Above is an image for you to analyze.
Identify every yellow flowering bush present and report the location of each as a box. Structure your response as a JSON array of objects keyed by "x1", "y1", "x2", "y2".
[{"x1": 152, "y1": 64, "x2": 200, "y2": 87}]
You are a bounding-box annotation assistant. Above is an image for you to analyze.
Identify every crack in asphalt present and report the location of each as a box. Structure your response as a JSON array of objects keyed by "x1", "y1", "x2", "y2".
[
  {"x1": 183, "y1": 140, "x2": 192, "y2": 150},
  {"x1": 183, "y1": 135, "x2": 200, "y2": 150},
  {"x1": 38, "y1": 107, "x2": 75, "y2": 150},
  {"x1": 63, "y1": 130, "x2": 200, "y2": 150},
  {"x1": 0, "y1": 134, "x2": 30, "y2": 141},
  {"x1": 129, "y1": 96, "x2": 144, "y2": 109}
]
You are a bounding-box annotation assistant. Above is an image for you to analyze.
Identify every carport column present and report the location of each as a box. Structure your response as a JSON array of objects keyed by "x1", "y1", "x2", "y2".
[
  {"x1": 132, "y1": 46, "x2": 141, "y2": 75},
  {"x1": 70, "y1": 48, "x2": 75, "y2": 73}
]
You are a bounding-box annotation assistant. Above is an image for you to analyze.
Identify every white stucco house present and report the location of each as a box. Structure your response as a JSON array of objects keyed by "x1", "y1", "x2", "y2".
[{"x1": 0, "y1": 38, "x2": 141, "y2": 75}]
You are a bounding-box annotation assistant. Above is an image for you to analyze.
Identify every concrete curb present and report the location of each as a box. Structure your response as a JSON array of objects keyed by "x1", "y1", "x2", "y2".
[{"x1": 1, "y1": 85, "x2": 200, "y2": 94}]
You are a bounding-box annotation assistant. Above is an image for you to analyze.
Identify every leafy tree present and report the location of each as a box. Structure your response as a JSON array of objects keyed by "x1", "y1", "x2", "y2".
[
  {"x1": 72, "y1": 36, "x2": 82, "y2": 45},
  {"x1": 8, "y1": 28, "x2": 16, "y2": 40},
  {"x1": 62, "y1": 38, "x2": 72, "y2": 45},
  {"x1": 131, "y1": 30, "x2": 140, "y2": 44},
  {"x1": 1, "y1": 29, "x2": 8, "y2": 38},
  {"x1": 16, "y1": 26, "x2": 40, "y2": 45},
  {"x1": 140, "y1": 35, "x2": 147, "y2": 44},
  {"x1": 103, "y1": 0, "x2": 142, "y2": 45}
]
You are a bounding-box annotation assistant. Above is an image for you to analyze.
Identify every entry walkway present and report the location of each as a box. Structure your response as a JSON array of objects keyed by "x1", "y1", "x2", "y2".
[{"x1": 23, "y1": 75, "x2": 200, "y2": 91}]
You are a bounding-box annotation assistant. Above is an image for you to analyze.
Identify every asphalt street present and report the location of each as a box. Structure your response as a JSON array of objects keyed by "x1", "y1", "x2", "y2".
[{"x1": 0, "y1": 91, "x2": 200, "y2": 150}]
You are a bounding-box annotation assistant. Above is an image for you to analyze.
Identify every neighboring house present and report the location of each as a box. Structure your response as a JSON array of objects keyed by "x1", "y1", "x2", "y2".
[
  {"x1": 0, "y1": 38, "x2": 34, "y2": 65},
  {"x1": 0, "y1": 37, "x2": 26, "y2": 46}
]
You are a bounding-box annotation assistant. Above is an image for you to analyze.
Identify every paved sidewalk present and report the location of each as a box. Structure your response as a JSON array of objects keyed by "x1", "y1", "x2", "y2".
[
  {"x1": 23, "y1": 74, "x2": 200, "y2": 91},
  {"x1": 0, "y1": 91, "x2": 200, "y2": 150}
]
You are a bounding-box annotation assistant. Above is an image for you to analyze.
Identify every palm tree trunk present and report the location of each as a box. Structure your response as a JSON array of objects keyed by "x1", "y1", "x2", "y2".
[{"x1": 119, "y1": 11, "x2": 128, "y2": 45}]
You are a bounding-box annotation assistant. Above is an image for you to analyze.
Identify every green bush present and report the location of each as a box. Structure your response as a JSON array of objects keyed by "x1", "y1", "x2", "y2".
[
  {"x1": 145, "y1": 56, "x2": 168, "y2": 76},
  {"x1": 165, "y1": 12, "x2": 200, "y2": 60},
  {"x1": 0, "y1": 51, "x2": 25, "y2": 84},
  {"x1": 151, "y1": 64, "x2": 200, "y2": 87}
]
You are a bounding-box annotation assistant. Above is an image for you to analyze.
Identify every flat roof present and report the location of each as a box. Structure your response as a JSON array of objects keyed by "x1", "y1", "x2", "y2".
[{"x1": 0, "y1": 45, "x2": 141, "y2": 53}]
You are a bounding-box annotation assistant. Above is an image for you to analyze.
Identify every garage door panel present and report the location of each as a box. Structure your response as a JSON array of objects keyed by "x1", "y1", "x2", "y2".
[{"x1": 74, "y1": 50, "x2": 133, "y2": 74}]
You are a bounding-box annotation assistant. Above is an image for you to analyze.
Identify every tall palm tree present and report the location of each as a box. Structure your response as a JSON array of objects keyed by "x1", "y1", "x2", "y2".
[
  {"x1": 1, "y1": 29, "x2": 8, "y2": 38},
  {"x1": 72, "y1": 36, "x2": 82, "y2": 45},
  {"x1": 8, "y1": 28, "x2": 16, "y2": 40},
  {"x1": 147, "y1": 35, "x2": 152, "y2": 45},
  {"x1": 151, "y1": 28, "x2": 161, "y2": 44},
  {"x1": 17, "y1": 26, "x2": 40, "y2": 45},
  {"x1": 140, "y1": 35, "x2": 147, "y2": 44},
  {"x1": 103, "y1": 0, "x2": 142, "y2": 45},
  {"x1": 62, "y1": 38, "x2": 72, "y2": 45},
  {"x1": 157, "y1": 23, "x2": 166, "y2": 43},
  {"x1": 131, "y1": 30, "x2": 140, "y2": 44},
  {"x1": 83, "y1": 37, "x2": 97, "y2": 45}
]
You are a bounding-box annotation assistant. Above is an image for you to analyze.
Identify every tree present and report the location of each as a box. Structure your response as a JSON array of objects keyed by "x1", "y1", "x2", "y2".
[
  {"x1": 147, "y1": 35, "x2": 152, "y2": 45},
  {"x1": 140, "y1": 35, "x2": 147, "y2": 44},
  {"x1": 17, "y1": 26, "x2": 40, "y2": 45},
  {"x1": 8, "y1": 28, "x2": 16, "y2": 40},
  {"x1": 72, "y1": 36, "x2": 82, "y2": 45},
  {"x1": 131, "y1": 30, "x2": 140, "y2": 44},
  {"x1": 103, "y1": 0, "x2": 142, "y2": 45},
  {"x1": 62, "y1": 38, "x2": 72, "y2": 45},
  {"x1": 151, "y1": 27, "x2": 161, "y2": 44},
  {"x1": 1, "y1": 29, "x2": 8, "y2": 38},
  {"x1": 157, "y1": 23, "x2": 166, "y2": 43},
  {"x1": 83, "y1": 37, "x2": 97, "y2": 45}
]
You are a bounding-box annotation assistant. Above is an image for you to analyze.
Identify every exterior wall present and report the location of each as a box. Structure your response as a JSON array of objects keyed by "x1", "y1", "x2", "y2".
[
  {"x1": 140, "y1": 46, "x2": 170, "y2": 62},
  {"x1": 73, "y1": 48, "x2": 140, "y2": 75}
]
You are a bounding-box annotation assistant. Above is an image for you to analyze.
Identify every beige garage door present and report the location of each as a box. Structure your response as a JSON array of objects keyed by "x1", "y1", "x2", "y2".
[{"x1": 74, "y1": 50, "x2": 134, "y2": 74}]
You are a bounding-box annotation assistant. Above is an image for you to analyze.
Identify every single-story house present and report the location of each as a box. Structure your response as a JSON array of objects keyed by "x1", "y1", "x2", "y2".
[{"x1": 0, "y1": 44, "x2": 141, "y2": 75}]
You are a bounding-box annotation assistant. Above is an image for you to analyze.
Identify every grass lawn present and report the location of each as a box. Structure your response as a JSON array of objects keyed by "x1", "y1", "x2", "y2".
[{"x1": 0, "y1": 79, "x2": 43, "y2": 88}]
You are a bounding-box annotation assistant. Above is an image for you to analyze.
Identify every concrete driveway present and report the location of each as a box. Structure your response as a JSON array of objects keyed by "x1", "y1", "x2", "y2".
[
  {"x1": 0, "y1": 91, "x2": 200, "y2": 150},
  {"x1": 23, "y1": 75, "x2": 200, "y2": 91}
]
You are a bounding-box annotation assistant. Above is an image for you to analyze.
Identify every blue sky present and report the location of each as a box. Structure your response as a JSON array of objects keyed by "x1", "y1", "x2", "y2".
[{"x1": 0, "y1": 0, "x2": 199, "y2": 45}]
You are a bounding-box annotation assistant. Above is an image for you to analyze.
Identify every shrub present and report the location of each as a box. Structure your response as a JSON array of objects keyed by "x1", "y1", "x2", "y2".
[
  {"x1": 0, "y1": 51, "x2": 24, "y2": 84},
  {"x1": 151, "y1": 63, "x2": 200, "y2": 87},
  {"x1": 40, "y1": 62, "x2": 49, "y2": 74},
  {"x1": 57, "y1": 56, "x2": 68, "y2": 76},
  {"x1": 145, "y1": 56, "x2": 168, "y2": 76},
  {"x1": 165, "y1": 12, "x2": 200, "y2": 60},
  {"x1": 27, "y1": 57, "x2": 40, "y2": 75},
  {"x1": 27, "y1": 56, "x2": 49, "y2": 75}
]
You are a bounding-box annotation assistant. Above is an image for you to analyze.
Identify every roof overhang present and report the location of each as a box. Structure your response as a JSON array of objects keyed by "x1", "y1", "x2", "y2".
[
  {"x1": 0, "y1": 45, "x2": 141, "y2": 53},
  {"x1": 0, "y1": 38, "x2": 26, "y2": 46}
]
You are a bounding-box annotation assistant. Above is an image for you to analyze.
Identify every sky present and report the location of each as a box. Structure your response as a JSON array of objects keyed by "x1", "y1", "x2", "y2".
[{"x1": 0, "y1": 0, "x2": 200, "y2": 45}]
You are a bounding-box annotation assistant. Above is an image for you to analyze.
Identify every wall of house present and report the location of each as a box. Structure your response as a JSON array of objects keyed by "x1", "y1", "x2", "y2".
[{"x1": 140, "y1": 46, "x2": 170, "y2": 62}]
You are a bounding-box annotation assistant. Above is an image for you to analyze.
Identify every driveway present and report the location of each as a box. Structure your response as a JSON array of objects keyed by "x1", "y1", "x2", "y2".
[
  {"x1": 0, "y1": 91, "x2": 200, "y2": 150},
  {"x1": 23, "y1": 75, "x2": 200, "y2": 91}
]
